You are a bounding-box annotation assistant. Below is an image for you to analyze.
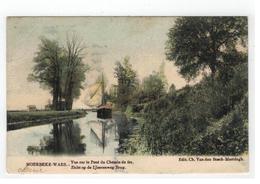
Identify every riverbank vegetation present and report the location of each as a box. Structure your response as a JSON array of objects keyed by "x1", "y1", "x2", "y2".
[
  {"x1": 7, "y1": 110, "x2": 87, "y2": 123},
  {"x1": 15, "y1": 17, "x2": 248, "y2": 156},
  {"x1": 7, "y1": 110, "x2": 87, "y2": 131},
  {"x1": 111, "y1": 17, "x2": 248, "y2": 156}
]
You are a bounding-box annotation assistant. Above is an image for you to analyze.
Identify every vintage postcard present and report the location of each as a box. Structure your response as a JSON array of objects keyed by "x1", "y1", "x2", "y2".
[{"x1": 6, "y1": 16, "x2": 248, "y2": 174}]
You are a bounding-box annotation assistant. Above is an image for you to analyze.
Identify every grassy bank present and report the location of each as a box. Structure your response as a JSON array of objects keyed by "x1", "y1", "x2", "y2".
[
  {"x1": 7, "y1": 110, "x2": 87, "y2": 131},
  {"x1": 7, "y1": 110, "x2": 86, "y2": 123}
]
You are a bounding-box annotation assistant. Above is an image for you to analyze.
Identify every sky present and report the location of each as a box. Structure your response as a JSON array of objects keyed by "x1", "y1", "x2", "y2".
[{"x1": 7, "y1": 16, "x2": 190, "y2": 110}]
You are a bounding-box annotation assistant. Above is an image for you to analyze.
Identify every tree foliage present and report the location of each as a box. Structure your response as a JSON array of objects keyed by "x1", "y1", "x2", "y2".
[
  {"x1": 166, "y1": 17, "x2": 247, "y2": 80},
  {"x1": 134, "y1": 62, "x2": 248, "y2": 155},
  {"x1": 141, "y1": 71, "x2": 167, "y2": 101},
  {"x1": 28, "y1": 38, "x2": 63, "y2": 110},
  {"x1": 62, "y1": 34, "x2": 89, "y2": 110},
  {"x1": 129, "y1": 62, "x2": 169, "y2": 109},
  {"x1": 114, "y1": 57, "x2": 139, "y2": 110},
  {"x1": 29, "y1": 36, "x2": 89, "y2": 110},
  {"x1": 122, "y1": 17, "x2": 248, "y2": 156}
]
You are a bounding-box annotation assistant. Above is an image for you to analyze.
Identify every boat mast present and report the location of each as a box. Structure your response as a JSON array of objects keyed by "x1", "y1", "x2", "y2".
[
  {"x1": 101, "y1": 72, "x2": 106, "y2": 153},
  {"x1": 101, "y1": 72, "x2": 105, "y2": 105}
]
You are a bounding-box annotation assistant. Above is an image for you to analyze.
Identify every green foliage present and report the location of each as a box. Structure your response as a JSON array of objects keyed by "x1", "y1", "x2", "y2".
[
  {"x1": 29, "y1": 36, "x2": 89, "y2": 110},
  {"x1": 166, "y1": 17, "x2": 247, "y2": 80},
  {"x1": 28, "y1": 37, "x2": 64, "y2": 110},
  {"x1": 28, "y1": 37, "x2": 63, "y2": 90},
  {"x1": 129, "y1": 63, "x2": 169, "y2": 108},
  {"x1": 188, "y1": 94, "x2": 248, "y2": 155},
  {"x1": 114, "y1": 57, "x2": 139, "y2": 110},
  {"x1": 7, "y1": 110, "x2": 86, "y2": 123},
  {"x1": 113, "y1": 17, "x2": 248, "y2": 156},
  {"x1": 122, "y1": 117, "x2": 150, "y2": 155},
  {"x1": 126, "y1": 62, "x2": 248, "y2": 155},
  {"x1": 141, "y1": 71, "x2": 167, "y2": 101},
  {"x1": 62, "y1": 35, "x2": 89, "y2": 109},
  {"x1": 141, "y1": 86, "x2": 195, "y2": 155}
]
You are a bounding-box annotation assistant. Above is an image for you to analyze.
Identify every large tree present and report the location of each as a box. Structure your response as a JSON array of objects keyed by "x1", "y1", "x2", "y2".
[
  {"x1": 29, "y1": 35, "x2": 89, "y2": 110},
  {"x1": 28, "y1": 37, "x2": 63, "y2": 110},
  {"x1": 62, "y1": 34, "x2": 89, "y2": 110},
  {"x1": 114, "y1": 57, "x2": 139, "y2": 109},
  {"x1": 165, "y1": 17, "x2": 247, "y2": 80}
]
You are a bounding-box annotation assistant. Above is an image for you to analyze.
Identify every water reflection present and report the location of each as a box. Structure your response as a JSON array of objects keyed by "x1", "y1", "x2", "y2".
[
  {"x1": 88, "y1": 120, "x2": 119, "y2": 153},
  {"x1": 27, "y1": 120, "x2": 86, "y2": 155},
  {"x1": 8, "y1": 112, "x2": 119, "y2": 156}
]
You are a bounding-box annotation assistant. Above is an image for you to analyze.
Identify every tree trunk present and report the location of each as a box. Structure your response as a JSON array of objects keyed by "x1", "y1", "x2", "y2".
[
  {"x1": 53, "y1": 123, "x2": 62, "y2": 153},
  {"x1": 66, "y1": 97, "x2": 73, "y2": 110},
  {"x1": 65, "y1": 82, "x2": 73, "y2": 110},
  {"x1": 52, "y1": 62, "x2": 62, "y2": 111},
  {"x1": 64, "y1": 67, "x2": 75, "y2": 110},
  {"x1": 55, "y1": 78, "x2": 61, "y2": 110},
  {"x1": 52, "y1": 85, "x2": 59, "y2": 110},
  {"x1": 52, "y1": 89, "x2": 58, "y2": 110}
]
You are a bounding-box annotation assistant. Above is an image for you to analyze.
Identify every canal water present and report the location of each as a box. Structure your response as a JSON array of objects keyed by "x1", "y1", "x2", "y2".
[{"x1": 7, "y1": 112, "x2": 119, "y2": 156}]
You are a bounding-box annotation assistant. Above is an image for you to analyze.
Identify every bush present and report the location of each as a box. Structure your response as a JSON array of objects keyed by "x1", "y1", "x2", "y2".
[
  {"x1": 188, "y1": 94, "x2": 248, "y2": 155},
  {"x1": 127, "y1": 63, "x2": 248, "y2": 155}
]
